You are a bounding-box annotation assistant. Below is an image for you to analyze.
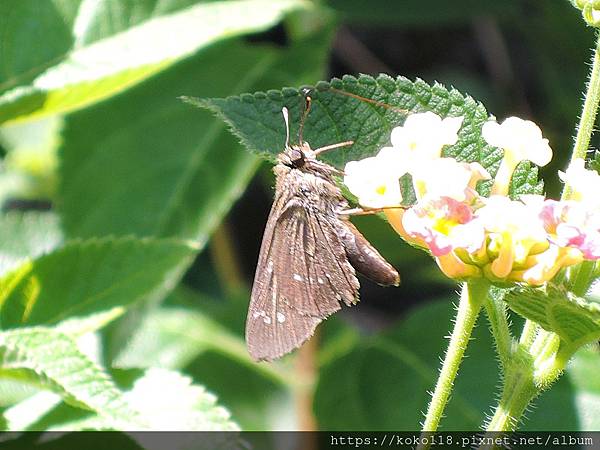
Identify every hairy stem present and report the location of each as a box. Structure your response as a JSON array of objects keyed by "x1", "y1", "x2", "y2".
[
  {"x1": 564, "y1": 31, "x2": 600, "y2": 199},
  {"x1": 419, "y1": 280, "x2": 489, "y2": 442},
  {"x1": 569, "y1": 260, "x2": 597, "y2": 297},
  {"x1": 519, "y1": 320, "x2": 538, "y2": 349},
  {"x1": 483, "y1": 294, "x2": 513, "y2": 369},
  {"x1": 484, "y1": 366, "x2": 537, "y2": 434}
]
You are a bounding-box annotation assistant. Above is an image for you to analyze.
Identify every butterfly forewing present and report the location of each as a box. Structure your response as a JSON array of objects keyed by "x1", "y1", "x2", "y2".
[
  {"x1": 246, "y1": 99, "x2": 400, "y2": 361},
  {"x1": 246, "y1": 190, "x2": 359, "y2": 361}
]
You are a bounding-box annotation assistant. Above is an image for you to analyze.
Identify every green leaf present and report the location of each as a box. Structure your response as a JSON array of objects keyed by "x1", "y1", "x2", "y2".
[
  {"x1": 0, "y1": 327, "x2": 139, "y2": 428},
  {"x1": 112, "y1": 287, "x2": 294, "y2": 430},
  {"x1": 4, "y1": 391, "x2": 62, "y2": 431},
  {"x1": 566, "y1": 346, "x2": 600, "y2": 430},
  {"x1": 1, "y1": 331, "x2": 239, "y2": 432},
  {"x1": 56, "y1": 308, "x2": 126, "y2": 337},
  {"x1": 195, "y1": 74, "x2": 541, "y2": 197},
  {"x1": 508, "y1": 161, "x2": 544, "y2": 196},
  {"x1": 59, "y1": 27, "x2": 333, "y2": 240},
  {"x1": 0, "y1": 236, "x2": 195, "y2": 328},
  {"x1": 24, "y1": 368, "x2": 240, "y2": 433},
  {"x1": 123, "y1": 368, "x2": 239, "y2": 431},
  {"x1": 314, "y1": 299, "x2": 595, "y2": 430},
  {"x1": 0, "y1": 211, "x2": 62, "y2": 275},
  {"x1": 504, "y1": 285, "x2": 600, "y2": 352},
  {"x1": 0, "y1": 432, "x2": 144, "y2": 448},
  {"x1": 113, "y1": 306, "x2": 290, "y2": 388},
  {"x1": 0, "y1": 116, "x2": 62, "y2": 202},
  {"x1": 113, "y1": 306, "x2": 241, "y2": 370},
  {"x1": 0, "y1": 0, "x2": 309, "y2": 124}
]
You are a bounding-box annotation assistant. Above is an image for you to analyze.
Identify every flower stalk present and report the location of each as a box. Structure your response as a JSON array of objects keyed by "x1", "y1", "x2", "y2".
[
  {"x1": 485, "y1": 365, "x2": 537, "y2": 434},
  {"x1": 564, "y1": 31, "x2": 600, "y2": 199},
  {"x1": 419, "y1": 280, "x2": 490, "y2": 441}
]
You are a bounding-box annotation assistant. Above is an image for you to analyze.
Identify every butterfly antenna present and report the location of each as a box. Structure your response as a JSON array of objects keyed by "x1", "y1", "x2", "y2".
[
  {"x1": 313, "y1": 140, "x2": 354, "y2": 156},
  {"x1": 282, "y1": 107, "x2": 290, "y2": 148},
  {"x1": 328, "y1": 86, "x2": 409, "y2": 114},
  {"x1": 298, "y1": 95, "x2": 312, "y2": 144}
]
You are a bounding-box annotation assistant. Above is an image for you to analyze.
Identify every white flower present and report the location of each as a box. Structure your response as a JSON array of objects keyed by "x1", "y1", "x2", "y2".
[
  {"x1": 483, "y1": 117, "x2": 552, "y2": 195},
  {"x1": 559, "y1": 158, "x2": 600, "y2": 208},
  {"x1": 476, "y1": 196, "x2": 547, "y2": 242},
  {"x1": 482, "y1": 117, "x2": 552, "y2": 167},
  {"x1": 389, "y1": 112, "x2": 463, "y2": 164},
  {"x1": 411, "y1": 158, "x2": 490, "y2": 202},
  {"x1": 343, "y1": 151, "x2": 405, "y2": 208}
]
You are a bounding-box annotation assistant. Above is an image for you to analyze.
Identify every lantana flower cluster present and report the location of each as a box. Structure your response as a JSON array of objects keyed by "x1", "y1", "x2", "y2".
[{"x1": 343, "y1": 112, "x2": 600, "y2": 286}]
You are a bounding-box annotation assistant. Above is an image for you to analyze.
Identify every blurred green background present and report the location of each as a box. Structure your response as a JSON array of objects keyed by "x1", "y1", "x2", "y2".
[{"x1": 0, "y1": 0, "x2": 598, "y2": 434}]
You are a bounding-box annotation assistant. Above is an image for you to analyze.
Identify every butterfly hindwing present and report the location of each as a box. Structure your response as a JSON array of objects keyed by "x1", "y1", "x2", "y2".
[{"x1": 246, "y1": 196, "x2": 359, "y2": 361}]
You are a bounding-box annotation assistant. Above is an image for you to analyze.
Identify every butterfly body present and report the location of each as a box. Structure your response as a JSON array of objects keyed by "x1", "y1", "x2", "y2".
[{"x1": 246, "y1": 140, "x2": 399, "y2": 361}]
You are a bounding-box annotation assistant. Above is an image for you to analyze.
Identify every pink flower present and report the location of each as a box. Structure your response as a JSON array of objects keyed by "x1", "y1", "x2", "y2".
[
  {"x1": 539, "y1": 199, "x2": 600, "y2": 260},
  {"x1": 402, "y1": 196, "x2": 481, "y2": 257}
]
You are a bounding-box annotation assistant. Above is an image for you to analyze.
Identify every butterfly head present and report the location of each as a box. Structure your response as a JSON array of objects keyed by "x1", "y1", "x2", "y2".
[{"x1": 279, "y1": 106, "x2": 317, "y2": 169}]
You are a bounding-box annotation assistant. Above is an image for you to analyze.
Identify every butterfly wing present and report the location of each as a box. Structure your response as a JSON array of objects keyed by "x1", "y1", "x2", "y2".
[{"x1": 246, "y1": 196, "x2": 359, "y2": 361}]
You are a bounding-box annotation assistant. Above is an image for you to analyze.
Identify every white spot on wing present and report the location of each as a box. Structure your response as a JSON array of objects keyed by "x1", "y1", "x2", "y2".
[
  {"x1": 277, "y1": 312, "x2": 285, "y2": 323},
  {"x1": 293, "y1": 273, "x2": 303, "y2": 282},
  {"x1": 263, "y1": 315, "x2": 272, "y2": 325},
  {"x1": 267, "y1": 260, "x2": 274, "y2": 273},
  {"x1": 317, "y1": 277, "x2": 324, "y2": 284}
]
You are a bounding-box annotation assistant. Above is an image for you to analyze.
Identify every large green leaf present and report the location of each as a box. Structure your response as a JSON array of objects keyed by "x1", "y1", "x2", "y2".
[
  {"x1": 114, "y1": 306, "x2": 291, "y2": 387},
  {"x1": 0, "y1": 0, "x2": 308, "y2": 124},
  {"x1": 42, "y1": 368, "x2": 241, "y2": 433},
  {"x1": 59, "y1": 27, "x2": 334, "y2": 240},
  {"x1": 3, "y1": 391, "x2": 62, "y2": 430},
  {"x1": 1, "y1": 330, "x2": 239, "y2": 432},
  {"x1": 0, "y1": 211, "x2": 62, "y2": 275},
  {"x1": 124, "y1": 368, "x2": 239, "y2": 431},
  {"x1": 0, "y1": 327, "x2": 139, "y2": 429},
  {"x1": 194, "y1": 74, "x2": 542, "y2": 196},
  {"x1": 112, "y1": 287, "x2": 296, "y2": 430},
  {"x1": 314, "y1": 299, "x2": 597, "y2": 430},
  {"x1": 0, "y1": 236, "x2": 195, "y2": 328}
]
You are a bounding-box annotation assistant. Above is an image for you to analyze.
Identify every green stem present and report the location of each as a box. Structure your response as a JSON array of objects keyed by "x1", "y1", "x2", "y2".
[
  {"x1": 533, "y1": 333, "x2": 567, "y2": 389},
  {"x1": 484, "y1": 366, "x2": 537, "y2": 434},
  {"x1": 569, "y1": 260, "x2": 596, "y2": 296},
  {"x1": 519, "y1": 320, "x2": 538, "y2": 349},
  {"x1": 483, "y1": 294, "x2": 512, "y2": 369},
  {"x1": 563, "y1": 31, "x2": 600, "y2": 200},
  {"x1": 420, "y1": 280, "x2": 489, "y2": 438}
]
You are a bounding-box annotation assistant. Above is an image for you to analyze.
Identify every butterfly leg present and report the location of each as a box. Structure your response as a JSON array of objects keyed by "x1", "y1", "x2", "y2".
[{"x1": 338, "y1": 206, "x2": 405, "y2": 217}]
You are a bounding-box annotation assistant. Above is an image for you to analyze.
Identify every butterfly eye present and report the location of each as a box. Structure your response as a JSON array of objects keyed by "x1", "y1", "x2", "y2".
[{"x1": 290, "y1": 148, "x2": 305, "y2": 168}]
